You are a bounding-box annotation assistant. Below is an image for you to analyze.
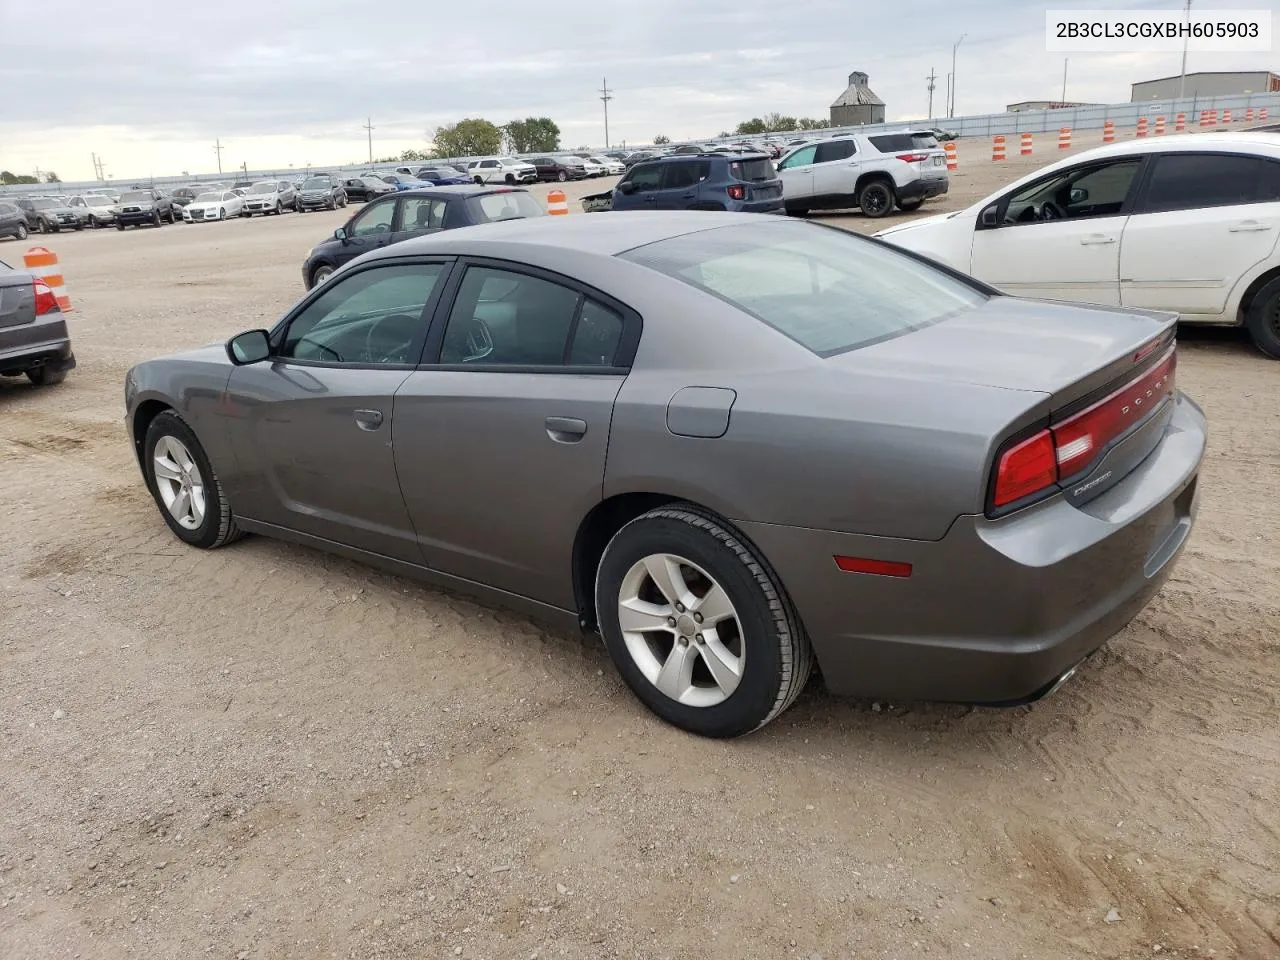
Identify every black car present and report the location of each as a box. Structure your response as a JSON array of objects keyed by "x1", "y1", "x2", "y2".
[
  {"x1": 0, "y1": 201, "x2": 30, "y2": 240},
  {"x1": 296, "y1": 175, "x2": 348, "y2": 212},
  {"x1": 115, "y1": 188, "x2": 176, "y2": 228},
  {"x1": 342, "y1": 176, "x2": 397, "y2": 202},
  {"x1": 0, "y1": 256, "x2": 75, "y2": 385},
  {"x1": 301, "y1": 185, "x2": 546, "y2": 289},
  {"x1": 16, "y1": 198, "x2": 82, "y2": 233},
  {"x1": 527, "y1": 156, "x2": 589, "y2": 182},
  {"x1": 169, "y1": 186, "x2": 202, "y2": 213}
]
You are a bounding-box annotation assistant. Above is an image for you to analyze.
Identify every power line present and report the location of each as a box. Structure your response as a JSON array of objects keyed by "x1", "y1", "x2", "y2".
[
  {"x1": 599, "y1": 77, "x2": 613, "y2": 149},
  {"x1": 213, "y1": 138, "x2": 223, "y2": 174},
  {"x1": 926, "y1": 68, "x2": 937, "y2": 119}
]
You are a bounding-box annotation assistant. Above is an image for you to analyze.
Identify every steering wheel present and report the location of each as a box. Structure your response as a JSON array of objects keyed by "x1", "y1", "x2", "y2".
[
  {"x1": 295, "y1": 337, "x2": 342, "y2": 362},
  {"x1": 461, "y1": 317, "x2": 494, "y2": 362},
  {"x1": 1037, "y1": 201, "x2": 1065, "y2": 221},
  {"x1": 363, "y1": 313, "x2": 419, "y2": 364}
]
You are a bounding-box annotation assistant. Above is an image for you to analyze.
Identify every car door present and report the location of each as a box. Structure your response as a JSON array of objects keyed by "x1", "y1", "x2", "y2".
[
  {"x1": 776, "y1": 145, "x2": 817, "y2": 201},
  {"x1": 337, "y1": 197, "x2": 400, "y2": 265},
  {"x1": 969, "y1": 156, "x2": 1145, "y2": 305},
  {"x1": 1120, "y1": 152, "x2": 1280, "y2": 318},
  {"x1": 615, "y1": 162, "x2": 665, "y2": 209},
  {"x1": 393, "y1": 195, "x2": 448, "y2": 244},
  {"x1": 477, "y1": 160, "x2": 499, "y2": 183},
  {"x1": 655, "y1": 161, "x2": 707, "y2": 209},
  {"x1": 222, "y1": 260, "x2": 452, "y2": 561},
  {"x1": 393, "y1": 261, "x2": 635, "y2": 607},
  {"x1": 810, "y1": 139, "x2": 858, "y2": 200}
]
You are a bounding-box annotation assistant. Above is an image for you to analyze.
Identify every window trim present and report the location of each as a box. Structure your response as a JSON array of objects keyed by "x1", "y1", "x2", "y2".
[
  {"x1": 266, "y1": 256, "x2": 457, "y2": 371},
  {"x1": 813, "y1": 139, "x2": 856, "y2": 164},
  {"x1": 1130, "y1": 150, "x2": 1280, "y2": 215},
  {"x1": 417, "y1": 256, "x2": 642, "y2": 374},
  {"x1": 978, "y1": 155, "x2": 1150, "y2": 231}
]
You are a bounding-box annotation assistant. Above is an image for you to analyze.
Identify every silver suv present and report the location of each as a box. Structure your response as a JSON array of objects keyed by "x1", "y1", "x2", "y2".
[{"x1": 776, "y1": 131, "x2": 949, "y2": 218}]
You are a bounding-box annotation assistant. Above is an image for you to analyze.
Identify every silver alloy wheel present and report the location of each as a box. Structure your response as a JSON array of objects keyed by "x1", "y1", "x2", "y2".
[
  {"x1": 152, "y1": 435, "x2": 206, "y2": 530},
  {"x1": 617, "y1": 553, "x2": 745, "y2": 707}
]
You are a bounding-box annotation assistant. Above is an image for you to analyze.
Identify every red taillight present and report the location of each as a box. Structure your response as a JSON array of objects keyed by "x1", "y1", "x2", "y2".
[
  {"x1": 993, "y1": 430, "x2": 1058, "y2": 507},
  {"x1": 991, "y1": 347, "x2": 1178, "y2": 510},
  {"x1": 726, "y1": 184, "x2": 746, "y2": 200},
  {"x1": 32, "y1": 279, "x2": 59, "y2": 316},
  {"x1": 895, "y1": 152, "x2": 931, "y2": 163},
  {"x1": 834, "y1": 556, "x2": 913, "y2": 578}
]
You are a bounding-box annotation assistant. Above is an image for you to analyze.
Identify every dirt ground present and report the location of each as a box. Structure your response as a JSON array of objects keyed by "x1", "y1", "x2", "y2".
[{"x1": 2, "y1": 127, "x2": 1278, "y2": 960}]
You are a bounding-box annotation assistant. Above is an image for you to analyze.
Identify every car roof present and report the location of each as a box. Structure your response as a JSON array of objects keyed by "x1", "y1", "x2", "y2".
[
  {"x1": 649, "y1": 152, "x2": 771, "y2": 162},
  {"x1": 1056, "y1": 131, "x2": 1280, "y2": 162},
  {"x1": 391, "y1": 184, "x2": 531, "y2": 198}
]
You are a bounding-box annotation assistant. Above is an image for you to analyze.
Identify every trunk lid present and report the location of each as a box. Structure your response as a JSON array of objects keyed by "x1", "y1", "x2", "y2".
[{"x1": 0, "y1": 264, "x2": 35, "y2": 330}]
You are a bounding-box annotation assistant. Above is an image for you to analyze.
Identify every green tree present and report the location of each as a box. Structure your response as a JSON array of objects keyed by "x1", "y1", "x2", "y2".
[
  {"x1": 432, "y1": 118, "x2": 503, "y2": 158},
  {"x1": 0, "y1": 170, "x2": 38, "y2": 185},
  {"x1": 796, "y1": 117, "x2": 831, "y2": 130},
  {"x1": 45, "y1": 171, "x2": 60, "y2": 183},
  {"x1": 735, "y1": 118, "x2": 768, "y2": 135},
  {"x1": 501, "y1": 117, "x2": 560, "y2": 154},
  {"x1": 400, "y1": 148, "x2": 428, "y2": 162},
  {"x1": 763, "y1": 112, "x2": 798, "y2": 132},
  {"x1": 652, "y1": 134, "x2": 670, "y2": 145}
]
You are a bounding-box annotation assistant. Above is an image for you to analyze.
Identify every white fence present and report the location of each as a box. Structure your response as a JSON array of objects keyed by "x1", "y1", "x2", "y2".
[{"x1": 3, "y1": 91, "x2": 1279, "y2": 199}]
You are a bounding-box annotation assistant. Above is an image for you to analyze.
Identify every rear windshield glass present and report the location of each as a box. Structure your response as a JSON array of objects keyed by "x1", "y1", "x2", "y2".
[
  {"x1": 729, "y1": 158, "x2": 775, "y2": 182},
  {"x1": 622, "y1": 221, "x2": 985, "y2": 356},
  {"x1": 465, "y1": 192, "x2": 546, "y2": 223},
  {"x1": 120, "y1": 191, "x2": 150, "y2": 203},
  {"x1": 869, "y1": 132, "x2": 940, "y2": 152}
]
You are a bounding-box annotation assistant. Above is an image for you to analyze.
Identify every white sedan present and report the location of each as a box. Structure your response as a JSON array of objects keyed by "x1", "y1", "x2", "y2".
[
  {"x1": 874, "y1": 133, "x2": 1280, "y2": 359},
  {"x1": 588, "y1": 155, "x2": 624, "y2": 175},
  {"x1": 183, "y1": 190, "x2": 245, "y2": 222}
]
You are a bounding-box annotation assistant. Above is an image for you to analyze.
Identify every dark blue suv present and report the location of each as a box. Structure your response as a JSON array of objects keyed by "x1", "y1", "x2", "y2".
[{"x1": 610, "y1": 153, "x2": 783, "y2": 213}]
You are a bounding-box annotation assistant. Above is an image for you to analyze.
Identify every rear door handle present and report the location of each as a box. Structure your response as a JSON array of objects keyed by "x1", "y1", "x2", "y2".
[
  {"x1": 1228, "y1": 220, "x2": 1272, "y2": 232},
  {"x1": 682, "y1": 192, "x2": 696, "y2": 199},
  {"x1": 1080, "y1": 234, "x2": 1116, "y2": 245},
  {"x1": 545, "y1": 417, "x2": 587, "y2": 443},
  {"x1": 354, "y1": 408, "x2": 384, "y2": 431}
]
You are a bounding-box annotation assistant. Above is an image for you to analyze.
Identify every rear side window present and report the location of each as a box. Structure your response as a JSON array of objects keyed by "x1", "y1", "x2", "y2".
[
  {"x1": 465, "y1": 192, "x2": 545, "y2": 223},
  {"x1": 869, "y1": 133, "x2": 938, "y2": 153},
  {"x1": 623, "y1": 221, "x2": 985, "y2": 357},
  {"x1": 729, "y1": 158, "x2": 775, "y2": 181},
  {"x1": 662, "y1": 161, "x2": 710, "y2": 189},
  {"x1": 814, "y1": 140, "x2": 855, "y2": 164},
  {"x1": 1142, "y1": 153, "x2": 1280, "y2": 213}
]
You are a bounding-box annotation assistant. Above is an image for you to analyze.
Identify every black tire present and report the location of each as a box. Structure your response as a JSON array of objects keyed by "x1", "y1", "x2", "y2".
[
  {"x1": 595, "y1": 503, "x2": 813, "y2": 738},
  {"x1": 275, "y1": 201, "x2": 282, "y2": 215},
  {"x1": 152, "y1": 210, "x2": 162, "y2": 227},
  {"x1": 143, "y1": 410, "x2": 244, "y2": 550},
  {"x1": 26, "y1": 365, "x2": 67, "y2": 386},
  {"x1": 310, "y1": 263, "x2": 334, "y2": 288},
  {"x1": 116, "y1": 222, "x2": 126, "y2": 231},
  {"x1": 88, "y1": 216, "x2": 98, "y2": 228},
  {"x1": 898, "y1": 198, "x2": 924, "y2": 211},
  {"x1": 74, "y1": 223, "x2": 84, "y2": 231},
  {"x1": 473, "y1": 176, "x2": 484, "y2": 185},
  {"x1": 1244, "y1": 275, "x2": 1280, "y2": 360},
  {"x1": 34, "y1": 218, "x2": 45, "y2": 234},
  {"x1": 50, "y1": 223, "x2": 61, "y2": 233},
  {"x1": 785, "y1": 205, "x2": 809, "y2": 217},
  {"x1": 326, "y1": 198, "x2": 335, "y2": 210},
  {"x1": 857, "y1": 179, "x2": 895, "y2": 218},
  {"x1": 557, "y1": 170, "x2": 568, "y2": 182},
  {"x1": 16, "y1": 223, "x2": 28, "y2": 240},
  {"x1": 166, "y1": 209, "x2": 176, "y2": 223},
  {"x1": 504, "y1": 173, "x2": 516, "y2": 185}
]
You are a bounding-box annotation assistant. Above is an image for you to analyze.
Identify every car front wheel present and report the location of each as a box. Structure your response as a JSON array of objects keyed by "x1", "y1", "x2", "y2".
[
  {"x1": 857, "y1": 180, "x2": 895, "y2": 218},
  {"x1": 473, "y1": 176, "x2": 484, "y2": 185},
  {"x1": 16, "y1": 223, "x2": 27, "y2": 239},
  {"x1": 143, "y1": 411, "x2": 244, "y2": 549},
  {"x1": 310, "y1": 263, "x2": 334, "y2": 288},
  {"x1": 595, "y1": 504, "x2": 813, "y2": 738},
  {"x1": 1245, "y1": 275, "x2": 1280, "y2": 360}
]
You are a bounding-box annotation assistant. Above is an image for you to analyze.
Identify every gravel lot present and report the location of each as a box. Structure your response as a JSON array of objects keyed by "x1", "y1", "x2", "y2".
[{"x1": 2, "y1": 130, "x2": 1278, "y2": 960}]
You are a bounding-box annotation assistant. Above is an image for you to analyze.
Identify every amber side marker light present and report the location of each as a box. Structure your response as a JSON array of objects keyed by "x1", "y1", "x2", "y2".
[{"x1": 833, "y1": 556, "x2": 913, "y2": 578}]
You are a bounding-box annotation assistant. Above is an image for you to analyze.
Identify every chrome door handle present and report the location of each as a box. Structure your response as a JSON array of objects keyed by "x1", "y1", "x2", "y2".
[
  {"x1": 1228, "y1": 221, "x2": 1271, "y2": 232},
  {"x1": 353, "y1": 408, "x2": 384, "y2": 431},
  {"x1": 1080, "y1": 235, "x2": 1116, "y2": 245},
  {"x1": 545, "y1": 417, "x2": 587, "y2": 443}
]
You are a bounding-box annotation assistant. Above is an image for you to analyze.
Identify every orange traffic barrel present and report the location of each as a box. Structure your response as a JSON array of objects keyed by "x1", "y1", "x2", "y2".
[
  {"x1": 1019, "y1": 132, "x2": 1033, "y2": 155},
  {"x1": 1136, "y1": 117, "x2": 1148, "y2": 138},
  {"x1": 546, "y1": 190, "x2": 569, "y2": 216},
  {"x1": 1154, "y1": 116, "x2": 1166, "y2": 135},
  {"x1": 1058, "y1": 127, "x2": 1072, "y2": 149},
  {"x1": 1102, "y1": 121, "x2": 1115, "y2": 143},
  {"x1": 991, "y1": 135, "x2": 1006, "y2": 161},
  {"x1": 944, "y1": 141, "x2": 958, "y2": 171},
  {"x1": 23, "y1": 246, "x2": 72, "y2": 312},
  {"x1": 1174, "y1": 113, "x2": 1186, "y2": 132}
]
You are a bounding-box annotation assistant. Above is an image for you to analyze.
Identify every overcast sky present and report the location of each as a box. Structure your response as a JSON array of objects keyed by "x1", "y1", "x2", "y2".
[{"x1": 0, "y1": 0, "x2": 1272, "y2": 181}]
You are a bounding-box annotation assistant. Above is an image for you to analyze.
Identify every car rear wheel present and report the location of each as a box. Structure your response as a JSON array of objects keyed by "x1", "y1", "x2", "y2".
[
  {"x1": 785, "y1": 205, "x2": 809, "y2": 217},
  {"x1": 857, "y1": 180, "x2": 895, "y2": 218},
  {"x1": 26, "y1": 365, "x2": 67, "y2": 386},
  {"x1": 16, "y1": 223, "x2": 28, "y2": 239},
  {"x1": 1245, "y1": 275, "x2": 1280, "y2": 360},
  {"x1": 595, "y1": 504, "x2": 813, "y2": 738},
  {"x1": 473, "y1": 176, "x2": 484, "y2": 185},
  {"x1": 143, "y1": 411, "x2": 244, "y2": 550}
]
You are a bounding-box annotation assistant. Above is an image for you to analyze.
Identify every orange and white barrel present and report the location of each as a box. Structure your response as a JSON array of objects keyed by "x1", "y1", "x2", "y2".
[
  {"x1": 1154, "y1": 116, "x2": 1166, "y2": 135},
  {"x1": 1206, "y1": 109, "x2": 1218, "y2": 126},
  {"x1": 1223, "y1": 108, "x2": 1232, "y2": 123},
  {"x1": 1058, "y1": 127, "x2": 1072, "y2": 149},
  {"x1": 991, "y1": 135, "x2": 1006, "y2": 161},
  {"x1": 1136, "y1": 116, "x2": 1149, "y2": 138},
  {"x1": 1246, "y1": 107, "x2": 1255, "y2": 122},
  {"x1": 1102, "y1": 120, "x2": 1115, "y2": 143},
  {"x1": 944, "y1": 141, "x2": 958, "y2": 171},
  {"x1": 1175, "y1": 113, "x2": 1186, "y2": 132},
  {"x1": 1262, "y1": 107, "x2": 1270, "y2": 122},
  {"x1": 1019, "y1": 132, "x2": 1033, "y2": 155},
  {"x1": 23, "y1": 246, "x2": 72, "y2": 313},
  {"x1": 546, "y1": 189, "x2": 569, "y2": 216}
]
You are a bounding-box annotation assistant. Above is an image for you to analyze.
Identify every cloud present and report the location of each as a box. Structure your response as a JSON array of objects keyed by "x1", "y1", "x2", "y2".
[{"x1": 0, "y1": 0, "x2": 1271, "y2": 179}]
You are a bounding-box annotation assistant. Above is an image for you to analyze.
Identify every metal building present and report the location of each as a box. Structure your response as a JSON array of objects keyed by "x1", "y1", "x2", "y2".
[
  {"x1": 830, "y1": 71, "x2": 885, "y2": 127},
  {"x1": 1006, "y1": 100, "x2": 1102, "y2": 113},
  {"x1": 1131, "y1": 70, "x2": 1280, "y2": 101}
]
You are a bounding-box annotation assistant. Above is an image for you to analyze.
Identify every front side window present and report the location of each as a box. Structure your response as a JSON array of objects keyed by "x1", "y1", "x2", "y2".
[
  {"x1": 778, "y1": 145, "x2": 817, "y2": 170},
  {"x1": 623, "y1": 220, "x2": 985, "y2": 357},
  {"x1": 999, "y1": 158, "x2": 1142, "y2": 225},
  {"x1": 624, "y1": 163, "x2": 664, "y2": 193},
  {"x1": 279, "y1": 264, "x2": 444, "y2": 366},
  {"x1": 1142, "y1": 153, "x2": 1280, "y2": 213},
  {"x1": 350, "y1": 199, "x2": 396, "y2": 236},
  {"x1": 439, "y1": 267, "x2": 620, "y2": 367}
]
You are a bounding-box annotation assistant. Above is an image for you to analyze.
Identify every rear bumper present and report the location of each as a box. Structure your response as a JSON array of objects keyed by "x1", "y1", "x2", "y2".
[
  {"x1": 0, "y1": 336, "x2": 75, "y2": 376},
  {"x1": 740, "y1": 392, "x2": 1206, "y2": 704},
  {"x1": 117, "y1": 211, "x2": 159, "y2": 225},
  {"x1": 898, "y1": 177, "x2": 949, "y2": 202}
]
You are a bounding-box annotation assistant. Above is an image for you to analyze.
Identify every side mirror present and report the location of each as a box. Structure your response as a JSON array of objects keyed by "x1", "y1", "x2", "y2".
[
  {"x1": 979, "y1": 204, "x2": 1000, "y2": 229},
  {"x1": 226, "y1": 329, "x2": 271, "y2": 365},
  {"x1": 1069, "y1": 187, "x2": 1088, "y2": 205},
  {"x1": 616, "y1": 181, "x2": 637, "y2": 195},
  {"x1": 334, "y1": 226, "x2": 348, "y2": 243}
]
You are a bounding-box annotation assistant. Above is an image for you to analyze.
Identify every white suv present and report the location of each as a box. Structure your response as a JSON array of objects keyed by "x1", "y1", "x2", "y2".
[
  {"x1": 467, "y1": 157, "x2": 538, "y2": 185},
  {"x1": 776, "y1": 131, "x2": 949, "y2": 218},
  {"x1": 874, "y1": 133, "x2": 1280, "y2": 359}
]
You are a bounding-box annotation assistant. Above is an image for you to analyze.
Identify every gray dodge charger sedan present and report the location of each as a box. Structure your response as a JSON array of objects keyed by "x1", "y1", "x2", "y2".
[{"x1": 124, "y1": 212, "x2": 1205, "y2": 738}]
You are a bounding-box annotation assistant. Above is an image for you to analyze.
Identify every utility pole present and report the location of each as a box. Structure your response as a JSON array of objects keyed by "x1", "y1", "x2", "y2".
[
  {"x1": 599, "y1": 77, "x2": 613, "y2": 149},
  {"x1": 949, "y1": 34, "x2": 966, "y2": 118},
  {"x1": 1178, "y1": 0, "x2": 1192, "y2": 99},
  {"x1": 1061, "y1": 58, "x2": 1069, "y2": 103},
  {"x1": 926, "y1": 68, "x2": 937, "y2": 119},
  {"x1": 213, "y1": 139, "x2": 224, "y2": 174},
  {"x1": 363, "y1": 117, "x2": 374, "y2": 163}
]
